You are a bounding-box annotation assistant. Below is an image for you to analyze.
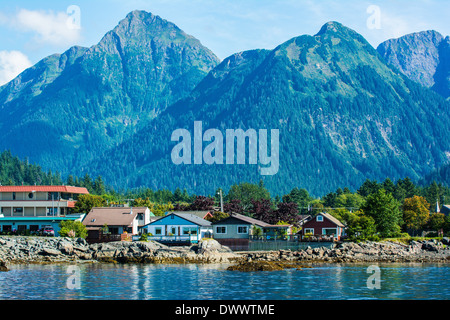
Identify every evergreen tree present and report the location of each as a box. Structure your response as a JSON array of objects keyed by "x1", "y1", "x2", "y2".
[{"x1": 361, "y1": 189, "x2": 402, "y2": 238}]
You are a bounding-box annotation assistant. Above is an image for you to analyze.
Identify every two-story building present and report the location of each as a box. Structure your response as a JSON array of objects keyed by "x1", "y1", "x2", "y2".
[{"x1": 0, "y1": 185, "x2": 89, "y2": 235}]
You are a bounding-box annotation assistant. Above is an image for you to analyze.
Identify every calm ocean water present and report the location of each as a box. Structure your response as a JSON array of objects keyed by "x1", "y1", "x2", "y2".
[{"x1": 0, "y1": 263, "x2": 449, "y2": 300}]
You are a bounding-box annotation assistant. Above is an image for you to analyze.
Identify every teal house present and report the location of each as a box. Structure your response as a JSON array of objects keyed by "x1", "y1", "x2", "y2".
[{"x1": 140, "y1": 212, "x2": 213, "y2": 244}]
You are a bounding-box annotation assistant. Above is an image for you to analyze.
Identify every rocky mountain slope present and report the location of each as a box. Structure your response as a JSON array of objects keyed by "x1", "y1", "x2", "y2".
[
  {"x1": 377, "y1": 30, "x2": 450, "y2": 99},
  {"x1": 89, "y1": 21, "x2": 450, "y2": 196},
  {"x1": 0, "y1": 12, "x2": 449, "y2": 197},
  {"x1": 0, "y1": 10, "x2": 220, "y2": 172}
]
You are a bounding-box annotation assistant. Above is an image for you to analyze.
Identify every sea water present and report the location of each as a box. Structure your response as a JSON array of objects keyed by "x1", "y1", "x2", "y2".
[{"x1": 0, "y1": 263, "x2": 448, "y2": 300}]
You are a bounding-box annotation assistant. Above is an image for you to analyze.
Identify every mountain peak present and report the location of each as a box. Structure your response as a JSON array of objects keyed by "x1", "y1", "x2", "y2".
[
  {"x1": 313, "y1": 21, "x2": 371, "y2": 47},
  {"x1": 112, "y1": 10, "x2": 178, "y2": 36},
  {"x1": 316, "y1": 21, "x2": 345, "y2": 35}
]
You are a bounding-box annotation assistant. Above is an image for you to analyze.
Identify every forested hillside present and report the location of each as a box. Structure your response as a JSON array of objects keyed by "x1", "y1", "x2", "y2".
[{"x1": 89, "y1": 21, "x2": 450, "y2": 197}]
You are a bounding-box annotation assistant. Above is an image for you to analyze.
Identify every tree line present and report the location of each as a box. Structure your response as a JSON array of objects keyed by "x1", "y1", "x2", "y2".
[{"x1": 2, "y1": 150, "x2": 449, "y2": 240}]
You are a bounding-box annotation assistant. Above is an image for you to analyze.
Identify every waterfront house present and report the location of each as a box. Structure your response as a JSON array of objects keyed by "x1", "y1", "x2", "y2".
[
  {"x1": 0, "y1": 185, "x2": 89, "y2": 236},
  {"x1": 140, "y1": 212, "x2": 213, "y2": 245},
  {"x1": 212, "y1": 213, "x2": 271, "y2": 240},
  {"x1": 83, "y1": 207, "x2": 153, "y2": 242},
  {"x1": 166, "y1": 210, "x2": 214, "y2": 220},
  {"x1": 300, "y1": 212, "x2": 345, "y2": 240}
]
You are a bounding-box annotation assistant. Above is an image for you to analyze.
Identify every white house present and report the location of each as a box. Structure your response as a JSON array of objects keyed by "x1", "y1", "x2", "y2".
[{"x1": 141, "y1": 212, "x2": 213, "y2": 244}]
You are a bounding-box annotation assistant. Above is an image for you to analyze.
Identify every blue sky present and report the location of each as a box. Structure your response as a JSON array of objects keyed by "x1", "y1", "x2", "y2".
[{"x1": 0, "y1": 0, "x2": 449, "y2": 85}]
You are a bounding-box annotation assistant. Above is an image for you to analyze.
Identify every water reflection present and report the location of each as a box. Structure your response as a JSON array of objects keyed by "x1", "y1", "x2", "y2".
[{"x1": 1, "y1": 263, "x2": 449, "y2": 300}]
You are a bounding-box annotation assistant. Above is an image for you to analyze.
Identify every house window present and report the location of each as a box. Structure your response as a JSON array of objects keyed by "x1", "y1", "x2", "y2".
[
  {"x1": 304, "y1": 228, "x2": 314, "y2": 235},
  {"x1": 182, "y1": 227, "x2": 198, "y2": 235},
  {"x1": 215, "y1": 226, "x2": 227, "y2": 234},
  {"x1": 237, "y1": 226, "x2": 248, "y2": 234},
  {"x1": 170, "y1": 227, "x2": 176, "y2": 235},
  {"x1": 47, "y1": 208, "x2": 57, "y2": 216},
  {"x1": 13, "y1": 207, "x2": 23, "y2": 213},
  {"x1": 155, "y1": 227, "x2": 162, "y2": 235},
  {"x1": 316, "y1": 215, "x2": 324, "y2": 222},
  {"x1": 323, "y1": 228, "x2": 337, "y2": 236}
]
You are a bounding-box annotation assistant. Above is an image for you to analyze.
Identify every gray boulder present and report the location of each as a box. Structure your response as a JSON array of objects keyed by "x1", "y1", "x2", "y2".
[{"x1": 0, "y1": 260, "x2": 8, "y2": 272}]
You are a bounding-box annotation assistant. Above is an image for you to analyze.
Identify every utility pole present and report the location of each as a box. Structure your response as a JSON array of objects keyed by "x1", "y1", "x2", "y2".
[{"x1": 217, "y1": 189, "x2": 223, "y2": 212}]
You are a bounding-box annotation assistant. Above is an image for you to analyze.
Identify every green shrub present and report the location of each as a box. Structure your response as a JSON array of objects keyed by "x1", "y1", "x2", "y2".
[{"x1": 59, "y1": 221, "x2": 88, "y2": 239}]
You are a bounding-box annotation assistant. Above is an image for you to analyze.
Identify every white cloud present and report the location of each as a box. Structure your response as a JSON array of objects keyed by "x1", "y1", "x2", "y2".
[
  {"x1": 14, "y1": 9, "x2": 82, "y2": 47},
  {"x1": 0, "y1": 50, "x2": 32, "y2": 86}
]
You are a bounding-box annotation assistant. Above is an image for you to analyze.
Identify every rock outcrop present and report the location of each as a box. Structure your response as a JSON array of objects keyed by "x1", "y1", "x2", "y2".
[
  {"x1": 0, "y1": 259, "x2": 8, "y2": 272},
  {"x1": 1, "y1": 236, "x2": 449, "y2": 267},
  {"x1": 0, "y1": 236, "x2": 238, "y2": 265},
  {"x1": 238, "y1": 240, "x2": 450, "y2": 264}
]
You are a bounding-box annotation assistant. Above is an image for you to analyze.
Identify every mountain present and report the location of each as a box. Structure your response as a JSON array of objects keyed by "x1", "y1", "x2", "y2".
[
  {"x1": 420, "y1": 163, "x2": 450, "y2": 187},
  {"x1": 0, "y1": 10, "x2": 220, "y2": 173},
  {"x1": 88, "y1": 21, "x2": 450, "y2": 196},
  {"x1": 377, "y1": 30, "x2": 450, "y2": 99}
]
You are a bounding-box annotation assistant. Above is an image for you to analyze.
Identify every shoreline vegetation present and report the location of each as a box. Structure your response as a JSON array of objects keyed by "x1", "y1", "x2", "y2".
[{"x1": 1, "y1": 236, "x2": 449, "y2": 272}]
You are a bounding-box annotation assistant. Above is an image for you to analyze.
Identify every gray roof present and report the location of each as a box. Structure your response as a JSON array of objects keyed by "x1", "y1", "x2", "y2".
[
  {"x1": 168, "y1": 211, "x2": 212, "y2": 219},
  {"x1": 212, "y1": 213, "x2": 271, "y2": 227},
  {"x1": 144, "y1": 212, "x2": 212, "y2": 227},
  {"x1": 175, "y1": 212, "x2": 212, "y2": 226}
]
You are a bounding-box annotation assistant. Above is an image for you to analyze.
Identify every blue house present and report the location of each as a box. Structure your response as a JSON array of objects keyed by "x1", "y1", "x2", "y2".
[{"x1": 140, "y1": 212, "x2": 213, "y2": 244}]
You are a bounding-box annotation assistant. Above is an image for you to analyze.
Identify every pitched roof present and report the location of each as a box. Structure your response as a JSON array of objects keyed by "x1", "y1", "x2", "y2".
[
  {"x1": 321, "y1": 212, "x2": 346, "y2": 227},
  {"x1": 145, "y1": 212, "x2": 212, "y2": 227},
  {"x1": 0, "y1": 185, "x2": 89, "y2": 194},
  {"x1": 172, "y1": 212, "x2": 212, "y2": 226},
  {"x1": 212, "y1": 213, "x2": 272, "y2": 227},
  {"x1": 83, "y1": 207, "x2": 148, "y2": 227},
  {"x1": 168, "y1": 211, "x2": 212, "y2": 219}
]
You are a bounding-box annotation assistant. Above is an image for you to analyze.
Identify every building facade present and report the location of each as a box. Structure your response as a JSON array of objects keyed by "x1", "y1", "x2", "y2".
[
  {"x1": 301, "y1": 212, "x2": 346, "y2": 240},
  {"x1": 83, "y1": 207, "x2": 153, "y2": 236},
  {"x1": 0, "y1": 185, "x2": 89, "y2": 235},
  {"x1": 0, "y1": 185, "x2": 89, "y2": 218},
  {"x1": 141, "y1": 212, "x2": 213, "y2": 244}
]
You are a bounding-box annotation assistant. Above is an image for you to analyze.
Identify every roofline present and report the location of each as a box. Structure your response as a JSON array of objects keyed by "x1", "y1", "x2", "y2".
[
  {"x1": 0, "y1": 185, "x2": 89, "y2": 194},
  {"x1": 143, "y1": 212, "x2": 211, "y2": 227},
  {"x1": 211, "y1": 214, "x2": 270, "y2": 227},
  {"x1": 0, "y1": 217, "x2": 81, "y2": 221}
]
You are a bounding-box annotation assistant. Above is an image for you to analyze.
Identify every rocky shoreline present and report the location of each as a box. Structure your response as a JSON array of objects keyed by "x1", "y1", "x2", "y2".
[{"x1": 1, "y1": 236, "x2": 449, "y2": 272}]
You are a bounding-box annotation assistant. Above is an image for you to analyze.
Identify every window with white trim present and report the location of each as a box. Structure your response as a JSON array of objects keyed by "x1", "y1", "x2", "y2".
[
  {"x1": 237, "y1": 226, "x2": 248, "y2": 234},
  {"x1": 316, "y1": 215, "x2": 324, "y2": 222},
  {"x1": 182, "y1": 227, "x2": 198, "y2": 235},
  {"x1": 215, "y1": 226, "x2": 227, "y2": 234}
]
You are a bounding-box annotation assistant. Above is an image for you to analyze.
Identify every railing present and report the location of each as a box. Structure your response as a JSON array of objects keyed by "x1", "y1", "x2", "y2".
[
  {"x1": 249, "y1": 235, "x2": 301, "y2": 242},
  {"x1": 148, "y1": 235, "x2": 197, "y2": 241},
  {"x1": 87, "y1": 232, "x2": 133, "y2": 244},
  {"x1": 301, "y1": 235, "x2": 337, "y2": 242}
]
